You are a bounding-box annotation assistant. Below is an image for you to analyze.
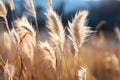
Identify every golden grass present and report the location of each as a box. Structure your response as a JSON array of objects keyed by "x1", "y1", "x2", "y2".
[
  {"x1": 0, "y1": 0, "x2": 93, "y2": 80},
  {"x1": 79, "y1": 30, "x2": 120, "y2": 80},
  {"x1": 0, "y1": 0, "x2": 120, "y2": 80}
]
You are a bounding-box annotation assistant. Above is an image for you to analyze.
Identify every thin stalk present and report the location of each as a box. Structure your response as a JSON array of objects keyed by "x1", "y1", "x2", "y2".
[{"x1": 4, "y1": 17, "x2": 10, "y2": 33}]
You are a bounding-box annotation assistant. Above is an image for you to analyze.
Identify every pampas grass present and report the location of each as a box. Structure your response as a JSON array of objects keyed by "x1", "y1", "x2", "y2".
[
  {"x1": 38, "y1": 41, "x2": 56, "y2": 70},
  {"x1": 14, "y1": 16, "x2": 36, "y2": 62},
  {"x1": 26, "y1": 0, "x2": 38, "y2": 31},
  {"x1": 1, "y1": 0, "x2": 120, "y2": 80},
  {"x1": 67, "y1": 11, "x2": 92, "y2": 56},
  {"x1": 0, "y1": 0, "x2": 93, "y2": 80},
  {"x1": 46, "y1": 0, "x2": 65, "y2": 52}
]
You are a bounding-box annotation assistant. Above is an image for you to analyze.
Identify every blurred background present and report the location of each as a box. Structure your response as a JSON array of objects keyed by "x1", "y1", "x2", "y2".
[{"x1": 4, "y1": 0, "x2": 120, "y2": 32}]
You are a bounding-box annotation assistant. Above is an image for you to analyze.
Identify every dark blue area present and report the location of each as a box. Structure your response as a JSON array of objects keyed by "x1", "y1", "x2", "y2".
[{"x1": 5, "y1": 0, "x2": 120, "y2": 31}]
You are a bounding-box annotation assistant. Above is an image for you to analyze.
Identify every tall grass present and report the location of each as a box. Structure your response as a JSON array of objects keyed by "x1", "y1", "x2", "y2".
[
  {"x1": 79, "y1": 29, "x2": 120, "y2": 80},
  {"x1": 0, "y1": 0, "x2": 92, "y2": 80}
]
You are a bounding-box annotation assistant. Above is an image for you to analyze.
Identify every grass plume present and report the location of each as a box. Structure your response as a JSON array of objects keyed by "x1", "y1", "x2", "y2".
[
  {"x1": 68, "y1": 11, "x2": 92, "y2": 56},
  {"x1": 0, "y1": 0, "x2": 95, "y2": 80},
  {"x1": 26, "y1": 0, "x2": 38, "y2": 31}
]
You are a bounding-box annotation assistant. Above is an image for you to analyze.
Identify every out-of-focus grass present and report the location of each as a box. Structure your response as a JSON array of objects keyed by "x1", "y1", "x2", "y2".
[{"x1": 39, "y1": 27, "x2": 120, "y2": 80}]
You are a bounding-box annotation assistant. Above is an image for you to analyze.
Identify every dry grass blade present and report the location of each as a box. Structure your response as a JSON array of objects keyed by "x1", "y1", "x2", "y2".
[
  {"x1": 68, "y1": 11, "x2": 92, "y2": 56},
  {"x1": 46, "y1": 10, "x2": 64, "y2": 36},
  {"x1": 0, "y1": 0, "x2": 7, "y2": 17},
  {"x1": 38, "y1": 41, "x2": 56, "y2": 70},
  {"x1": 97, "y1": 30, "x2": 105, "y2": 47},
  {"x1": 4, "y1": 61, "x2": 15, "y2": 80},
  {"x1": 95, "y1": 20, "x2": 106, "y2": 30},
  {"x1": 14, "y1": 16, "x2": 36, "y2": 39},
  {"x1": 1, "y1": 29, "x2": 21, "y2": 80},
  {"x1": 14, "y1": 16, "x2": 36, "y2": 62},
  {"x1": 46, "y1": 1, "x2": 66, "y2": 79},
  {"x1": 46, "y1": 5, "x2": 65, "y2": 52},
  {"x1": 0, "y1": 0, "x2": 10, "y2": 33},
  {"x1": 26, "y1": 0, "x2": 38, "y2": 31},
  {"x1": 8, "y1": 0, "x2": 15, "y2": 11},
  {"x1": 10, "y1": 29, "x2": 20, "y2": 47},
  {"x1": 48, "y1": 0, "x2": 53, "y2": 10},
  {"x1": 78, "y1": 67, "x2": 86, "y2": 80},
  {"x1": 115, "y1": 27, "x2": 120, "y2": 41},
  {"x1": 13, "y1": 16, "x2": 36, "y2": 79}
]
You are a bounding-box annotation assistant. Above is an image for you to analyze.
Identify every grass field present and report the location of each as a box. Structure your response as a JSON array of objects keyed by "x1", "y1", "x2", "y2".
[{"x1": 0, "y1": 0, "x2": 120, "y2": 80}]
